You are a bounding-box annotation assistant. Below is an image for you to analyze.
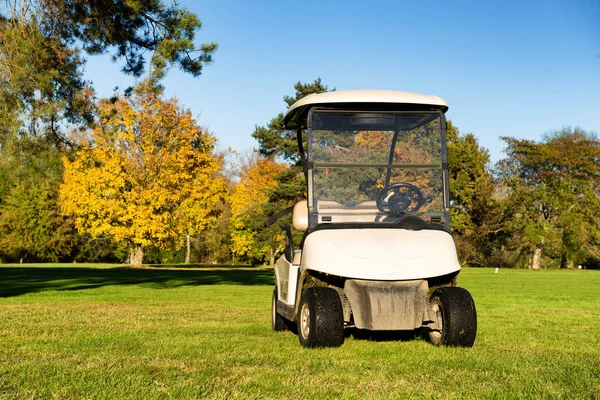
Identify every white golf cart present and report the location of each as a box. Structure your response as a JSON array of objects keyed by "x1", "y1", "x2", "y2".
[{"x1": 271, "y1": 90, "x2": 477, "y2": 348}]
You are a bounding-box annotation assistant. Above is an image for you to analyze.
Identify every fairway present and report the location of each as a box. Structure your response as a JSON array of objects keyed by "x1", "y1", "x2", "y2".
[{"x1": 1, "y1": 265, "x2": 599, "y2": 399}]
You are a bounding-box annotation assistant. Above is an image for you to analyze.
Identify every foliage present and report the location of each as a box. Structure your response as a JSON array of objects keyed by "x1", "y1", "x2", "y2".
[
  {"x1": 0, "y1": 0, "x2": 216, "y2": 145},
  {"x1": 0, "y1": 0, "x2": 218, "y2": 264},
  {"x1": 446, "y1": 121, "x2": 500, "y2": 265},
  {"x1": 69, "y1": 234, "x2": 127, "y2": 263},
  {"x1": 0, "y1": 137, "x2": 125, "y2": 263},
  {"x1": 0, "y1": 15, "x2": 92, "y2": 145},
  {"x1": 248, "y1": 79, "x2": 330, "y2": 253},
  {"x1": 0, "y1": 179, "x2": 74, "y2": 262},
  {"x1": 193, "y1": 199, "x2": 234, "y2": 264},
  {"x1": 0, "y1": 0, "x2": 216, "y2": 78},
  {"x1": 252, "y1": 78, "x2": 329, "y2": 163},
  {"x1": 229, "y1": 155, "x2": 286, "y2": 264},
  {"x1": 189, "y1": 149, "x2": 236, "y2": 264},
  {"x1": 38, "y1": 0, "x2": 216, "y2": 79},
  {"x1": 0, "y1": 137, "x2": 77, "y2": 262},
  {"x1": 60, "y1": 82, "x2": 226, "y2": 266},
  {"x1": 497, "y1": 128, "x2": 600, "y2": 268}
]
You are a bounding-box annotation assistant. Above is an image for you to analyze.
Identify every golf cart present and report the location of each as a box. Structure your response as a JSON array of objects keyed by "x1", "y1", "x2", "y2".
[{"x1": 271, "y1": 90, "x2": 477, "y2": 348}]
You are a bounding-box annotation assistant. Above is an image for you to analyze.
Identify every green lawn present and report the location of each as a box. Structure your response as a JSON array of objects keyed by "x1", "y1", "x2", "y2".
[{"x1": 1, "y1": 265, "x2": 599, "y2": 399}]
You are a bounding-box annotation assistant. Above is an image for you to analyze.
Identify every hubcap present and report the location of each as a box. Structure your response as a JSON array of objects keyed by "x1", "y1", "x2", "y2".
[{"x1": 300, "y1": 303, "x2": 310, "y2": 338}]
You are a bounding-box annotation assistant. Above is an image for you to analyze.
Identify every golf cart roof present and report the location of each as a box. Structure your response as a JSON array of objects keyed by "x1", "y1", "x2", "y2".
[{"x1": 284, "y1": 90, "x2": 448, "y2": 129}]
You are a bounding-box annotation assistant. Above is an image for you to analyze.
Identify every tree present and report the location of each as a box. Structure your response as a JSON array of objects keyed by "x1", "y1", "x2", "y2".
[
  {"x1": 249, "y1": 79, "x2": 329, "y2": 252},
  {"x1": 0, "y1": 0, "x2": 218, "y2": 263},
  {"x1": 252, "y1": 78, "x2": 330, "y2": 163},
  {"x1": 1, "y1": 0, "x2": 216, "y2": 145},
  {"x1": 229, "y1": 154, "x2": 286, "y2": 265},
  {"x1": 446, "y1": 121, "x2": 500, "y2": 265},
  {"x1": 0, "y1": 16, "x2": 93, "y2": 146},
  {"x1": 59, "y1": 82, "x2": 226, "y2": 267},
  {"x1": 193, "y1": 199, "x2": 233, "y2": 264},
  {"x1": 0, "y1": 138, "x2": 75, "y2": 262},
  {"x1": 497, "y1": 128, "x2": 600, "y2": 269}
]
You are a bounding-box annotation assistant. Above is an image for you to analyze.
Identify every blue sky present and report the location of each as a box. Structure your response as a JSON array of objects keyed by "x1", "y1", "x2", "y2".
[{"x1": 84, "y1": 0, "x2": 600, "y2": 163}]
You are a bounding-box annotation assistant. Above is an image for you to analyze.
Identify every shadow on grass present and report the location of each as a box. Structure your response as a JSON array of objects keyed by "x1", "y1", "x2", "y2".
[{"x1": 0, "y1": 265, "x2": 274, "y2": 298}]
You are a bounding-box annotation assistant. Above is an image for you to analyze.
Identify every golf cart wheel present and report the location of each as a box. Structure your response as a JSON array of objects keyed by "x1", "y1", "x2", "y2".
[
  {"x1": 298, "y1": 287, "x2": 344, "y2": 348},
  {"x1": 272, "y1": 287, "x2": 291, "y2": 331},
  {"x1": 428, "y1": 287, "x2": 477, "y2": 347}
]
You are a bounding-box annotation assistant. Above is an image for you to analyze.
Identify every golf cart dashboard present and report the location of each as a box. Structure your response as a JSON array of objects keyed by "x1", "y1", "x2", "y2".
[
  {"x1": 315, "y1": 214, "x2": 447, "y2": 226},
  {"x1": 310, "y1": 217, "x2": 449, "y2": 233},
  {"x1": 312, "y1": 200, "x2": 447, "y2": 227}
]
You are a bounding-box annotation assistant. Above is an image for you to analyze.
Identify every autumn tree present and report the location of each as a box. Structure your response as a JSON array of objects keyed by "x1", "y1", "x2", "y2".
[
  {"x1": 0, "y1": 0, "x2": 217, "y2": 262},
  {"x1": 229, "y1": 154, "x2": 286, "y2": 265},
  {"x1": 60, "y1": 82, "x2": 226, "y2": 267},
  {"x1": 497, "y1": 128, "x2": 600, "y2": 269}
]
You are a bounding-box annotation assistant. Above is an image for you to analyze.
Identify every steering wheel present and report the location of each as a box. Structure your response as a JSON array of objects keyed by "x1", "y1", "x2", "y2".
[{"x1": 376, "y1": 183, "x2": 424, "y2": 214}]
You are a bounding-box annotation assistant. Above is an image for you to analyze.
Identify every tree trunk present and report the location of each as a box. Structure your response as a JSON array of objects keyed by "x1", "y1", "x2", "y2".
[
  {"x1": 269, "y1": 247, "x2": 275, "y2": 266},
  {"x1": 185, "y1": 234, "x2": 191, "y2": 264},
  {"x1": 129, "y1": 245, "x2": 144, "y2": 267},
  {"x1": 530, "y1": 247, "x2": 541, "y2": 270}
]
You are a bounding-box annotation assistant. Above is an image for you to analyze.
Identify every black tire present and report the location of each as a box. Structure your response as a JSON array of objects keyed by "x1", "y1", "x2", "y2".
[
  {"x1": 272, "y1": 287, "x2": 290, "y2": 331},
  {"x1": 428, "y1": 286, "x2": 477, "y2": 347},
  {"x1": 298, "y1": 287, "x2": 344, "y2": 348}
]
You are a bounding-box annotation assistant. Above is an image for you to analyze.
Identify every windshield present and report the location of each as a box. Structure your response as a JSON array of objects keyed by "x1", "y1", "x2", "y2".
[{"x1": 308, "y1": 110, "x2": 448, "y2": 226}]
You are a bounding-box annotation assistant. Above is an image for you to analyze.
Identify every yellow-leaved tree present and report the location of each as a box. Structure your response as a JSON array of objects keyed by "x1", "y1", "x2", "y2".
[
  {"x1": 59, "y1": 83, "x2": 226, "y2": 266},
  {"x1": 229, "y1": 155, "x2": 286, "y2": 264}
]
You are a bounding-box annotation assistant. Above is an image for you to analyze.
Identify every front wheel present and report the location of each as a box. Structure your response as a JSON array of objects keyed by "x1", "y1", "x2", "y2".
[
  {"x1": 428, "y1": 287, "x2": 477, "y2": 347},
  {"x1": 298, "y1": 287, "x2": 344, "y2": 348}
]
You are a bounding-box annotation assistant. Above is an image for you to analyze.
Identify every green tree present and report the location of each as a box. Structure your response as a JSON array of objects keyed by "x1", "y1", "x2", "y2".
[
  {"x1": 446, "y1": 121, "x2": 499, "y2": 265},
  {"x1": 252, "y1": 78, "x2": 330, "y2": 163},
  {"x1": 497, "y1": 128, "x2": 600, "y2": 269},
  {"x1": 0, "y1": 0, "x2": 216, "y2": 145},
  {"x1": 193, "y1": 199, "x2": 234, "y2": 264},
  {"x1": 250, "y1": 78, "x2": 330, "y2": 251},
  {"x1": 0, "y1": 138, "x2": 75, "y2": 262},
  {"x1": 0, "y1": 179, "x2": 75, "y2": 262}
]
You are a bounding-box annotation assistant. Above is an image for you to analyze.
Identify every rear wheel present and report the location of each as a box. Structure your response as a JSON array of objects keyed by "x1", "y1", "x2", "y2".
[
  {"x1": 298, "y1": 287, "x2": 344, "y2": 348},
  {"x1": 428, "y1": 287, "x2": 477, "y2": 347},
  {"x1": 272, "y1": 287, "x2": 290, "y2": 331}
]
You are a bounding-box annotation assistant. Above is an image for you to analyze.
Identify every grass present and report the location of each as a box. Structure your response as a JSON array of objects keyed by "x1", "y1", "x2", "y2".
[{"x1": 0, "y1": 264, "x2": 599, "y2": 399}]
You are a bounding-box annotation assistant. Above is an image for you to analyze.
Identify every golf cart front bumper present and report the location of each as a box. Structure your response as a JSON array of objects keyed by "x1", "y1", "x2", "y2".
[{"x1": 344, "y1": 279, "x2": 436, "y2": 330}]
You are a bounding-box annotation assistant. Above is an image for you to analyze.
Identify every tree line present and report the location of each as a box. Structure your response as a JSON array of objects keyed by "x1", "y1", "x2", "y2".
[{"x1": 1, "y1": 2, "x2": 598, "y2": 268}]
